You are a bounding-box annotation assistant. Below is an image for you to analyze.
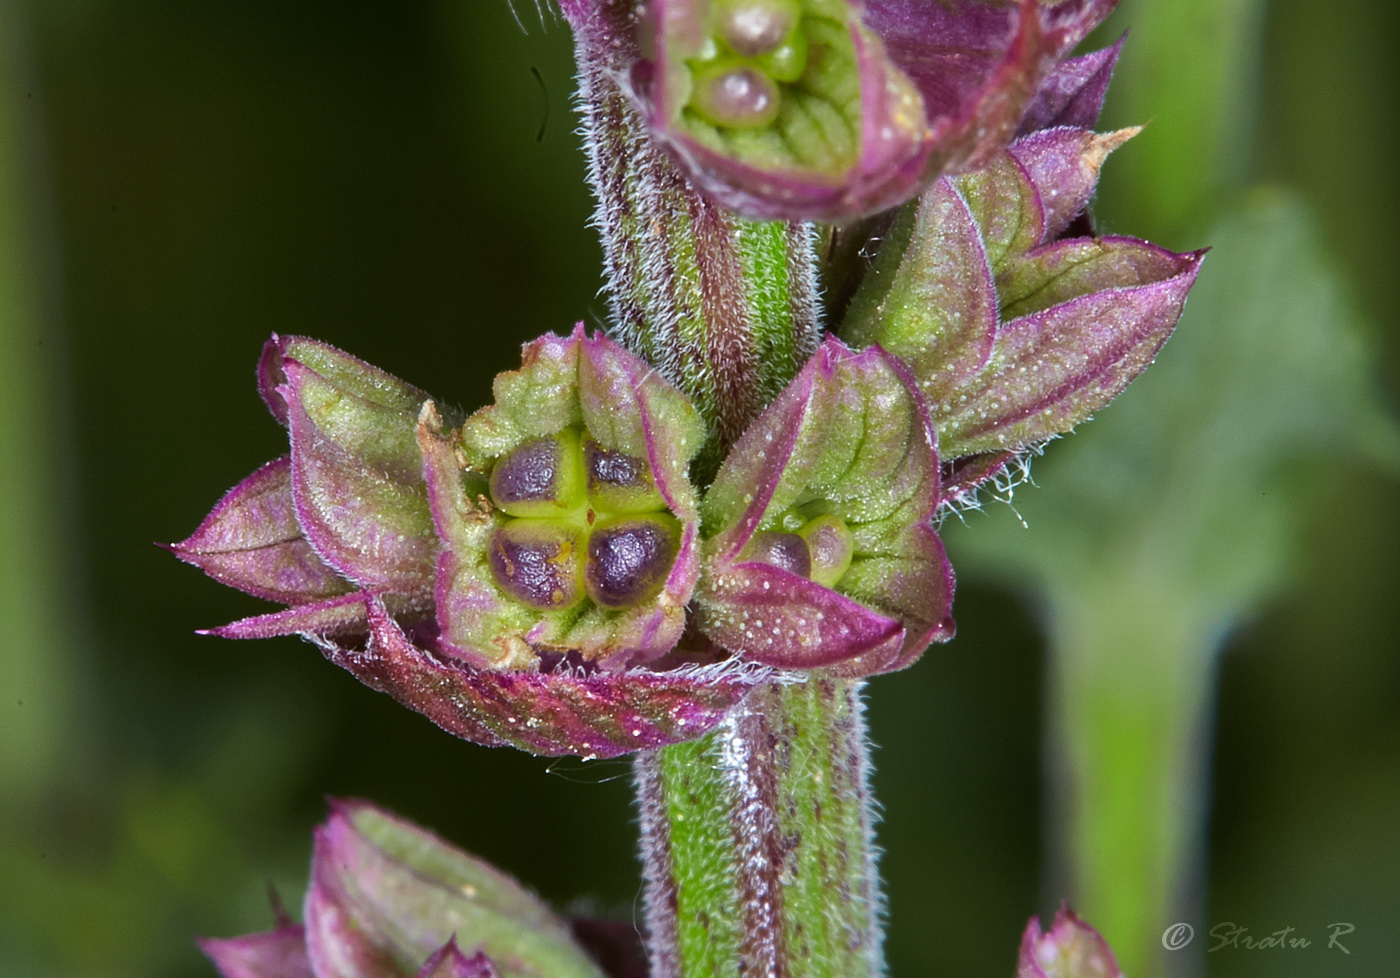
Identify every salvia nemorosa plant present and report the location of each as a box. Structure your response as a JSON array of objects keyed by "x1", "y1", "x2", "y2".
[{"x1": 174, "y1": 1, "x2": 1200, "y2": 976}]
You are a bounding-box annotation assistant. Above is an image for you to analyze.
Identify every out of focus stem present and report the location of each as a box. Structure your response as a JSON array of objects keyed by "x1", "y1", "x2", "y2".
[
  {"x1": 1044, "y1": 578, "x2": 1217, "y2": 978},
  {"x1": 0, "y1": 1, "x2": 76, "y2": 800},
  {"x1": 571, "y1": 6, "x2": 882, "y2": 976},
  {"x1": 1050, "y1": 5, "x2": 1265, "y2": 976}
]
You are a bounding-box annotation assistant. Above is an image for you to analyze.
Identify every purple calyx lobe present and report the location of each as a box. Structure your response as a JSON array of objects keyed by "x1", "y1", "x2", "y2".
[{"x1": 176, "y1": 334, "x2": 443, "y2": 641}]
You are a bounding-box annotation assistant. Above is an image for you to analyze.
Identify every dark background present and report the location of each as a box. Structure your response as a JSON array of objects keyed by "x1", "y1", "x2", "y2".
[{"x1": 1, "y1": 1, "x2": 1396, "y2": 976}]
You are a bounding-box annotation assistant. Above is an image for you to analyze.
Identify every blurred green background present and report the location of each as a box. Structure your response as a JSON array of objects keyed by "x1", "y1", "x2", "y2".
[{"x1": 1, "y1": 1, "x2": 1395, "y2": 976}]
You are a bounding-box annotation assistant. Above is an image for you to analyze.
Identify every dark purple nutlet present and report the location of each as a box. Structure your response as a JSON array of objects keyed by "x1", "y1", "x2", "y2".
[
  {"x1": 743, "y1": 530, "x2": 812, "y2": 578},
  {"x1": 583, "y1": 437, "x2": 665, "y2": 514},
  {"x1": 585, "y1": 515, "x2": 682, "y2": 609},
  {"x1": 488, "y1": 520, "x2": 586, "y2": 610},
  {"x1": 488, "y1": 429, "x2": 585, "y2": 518}
]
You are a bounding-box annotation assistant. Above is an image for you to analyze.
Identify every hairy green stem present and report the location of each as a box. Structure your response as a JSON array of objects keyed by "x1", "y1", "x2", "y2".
[
  {"x1": 635, "y1": 680, "x2": 884, "y2": 978},
  {"x1": 572, "y1": 10, "x2": 881, "y2": 977},
  {"x1": 575, "y1": 1, "x2": 819, "y2": 476}
]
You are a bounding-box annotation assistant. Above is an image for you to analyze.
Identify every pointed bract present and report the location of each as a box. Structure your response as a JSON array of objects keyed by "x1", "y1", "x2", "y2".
[
  {"x1": 315, "y1": 600, "x2": 766, "y2": 759},
  {"x1": 200, "y1": 926, "x2": 315, "y2": 978},
  {"x1": 204, "y1": 590, "x2": 425, "y2": 641}
]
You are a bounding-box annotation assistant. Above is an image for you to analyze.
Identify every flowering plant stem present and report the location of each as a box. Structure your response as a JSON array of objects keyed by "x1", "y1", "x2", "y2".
[
  {"x1": 636, "y1": 680, "x2": 882, "y2": 978},
  {"x1": 576, "y1": 23, "x2": 882, "y2": 976}
]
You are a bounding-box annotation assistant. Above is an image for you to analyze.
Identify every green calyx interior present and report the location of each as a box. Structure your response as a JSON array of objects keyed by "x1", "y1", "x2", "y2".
[
  {"x1": 486, "y1": 428, "x2": 682, "y2": 612},
  {"x1": 677, "y1": 0, "x2": 865, "y2": 176}
]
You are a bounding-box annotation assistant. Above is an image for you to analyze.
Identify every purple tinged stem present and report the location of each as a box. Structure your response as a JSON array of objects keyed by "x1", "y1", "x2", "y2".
[
  {"x1": 573, "y1": 9, "x2": 820, "y2": 472},
  {"x1": 635, "y1": 680, "x2": 883, "y2": 978}
]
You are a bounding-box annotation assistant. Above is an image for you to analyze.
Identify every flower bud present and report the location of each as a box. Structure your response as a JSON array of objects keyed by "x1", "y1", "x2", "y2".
[
  {"x1": 631, "y1": 0, "x2": 1120, "y2": 220},
  {"x1": 201, "y1": 801, "x2": 606, "y2": 978},
  {"x1": 840, "y1": 127, "x2": 1204, "y2": 463},
  {"x1": 1018, "y1": 906, "x2": 1124, "y2": 978}
]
